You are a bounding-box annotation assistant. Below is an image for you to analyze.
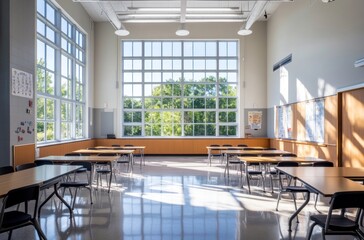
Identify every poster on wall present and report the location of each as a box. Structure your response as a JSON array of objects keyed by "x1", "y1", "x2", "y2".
[
  {"x1": 276, "y1": 105, "x2": 292, "y2": 139},
  {"x1": 248, "y1": 111, "x2": 262, "y2": 129},
  {"x1": 11, "y1": 68, "x2": 33, "y2": 98},
  {"x1": 305, "y1": 99, "x2": 325, "y2": 142}
]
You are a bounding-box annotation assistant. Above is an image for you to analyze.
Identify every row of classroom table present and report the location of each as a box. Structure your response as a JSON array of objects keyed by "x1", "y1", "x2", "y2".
[{"x1": 207, "y1": 146, "x2": 364, "y2": 231}]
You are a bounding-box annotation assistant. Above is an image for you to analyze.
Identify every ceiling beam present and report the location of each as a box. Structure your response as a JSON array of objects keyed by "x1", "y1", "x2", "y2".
[{"x1": 180, "y1": 0, "x2": 187, "y2": 23}]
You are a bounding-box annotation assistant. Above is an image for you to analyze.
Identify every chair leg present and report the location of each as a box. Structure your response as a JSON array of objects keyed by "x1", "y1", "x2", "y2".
[
  {"x1": 314, "y1": 193, "x2": 320, "y2": 212},
  {"x1": 276, "y1": 192, "x2": 282, "y2": 211},
  {"x1": 32, "y1": 219, "x2": 47, "y2": 240},
  {"x1": 306, "y1": 222, "x2": 316, "y2": 240},
  {"x1": 87, "y1": 187, "x2": 93, "y2": 204},
  {"x1": 72, "y1": 188, "x2": 78, "y2": 210},
  {"x1": 8, "y1": 230, "x2": 13, "y2": 240},
  {"x1": 321, "y1": 228, "x2": 326, "y2": 240}
]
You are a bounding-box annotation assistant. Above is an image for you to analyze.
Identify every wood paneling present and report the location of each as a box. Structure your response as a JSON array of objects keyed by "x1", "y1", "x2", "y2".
[
  {"x1": 271, "y1": 95, "x2": 338, "y2": 165},
  {"x1": 35, "y1": 138, "x2": 269, "y2": 156},
  {"x1": 38, "y1": 139, "x2": 95, "y2": 157},
  {"x1": 270, "y1": 139, "x2": 337, "y2": 164},
  {"x1": 342, "y1": 88, "x2": 364, "y2": 167},
  {"x1": 13, "y1": 143, "x2": 35, "y2": 167},
  {"x1": 95, "y1": 138, "x2": 270, "y2": 155}
]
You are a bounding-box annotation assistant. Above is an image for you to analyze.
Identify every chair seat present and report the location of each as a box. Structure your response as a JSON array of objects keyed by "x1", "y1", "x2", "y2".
[
  {"x1": 2, "y1": 211, "x2": 31, "y2": 228},
  {"x1": 228, "y1": 160, "x2": 240, "y2": 164},
  {"x1": 285, "y1": 186, "x2": 309, "y2": 192},
  {"x1": 76, "y1": 168, "x2": 87, "y2": 173},
  {"x1": 248, "y1": 170, "x2": 263, "y2": 175},
  {"x1": 117, "y1": 160, "x2": 129, "y2": 164},
  {"x1": 60, "y1": 181, "x2": 89, "y2": 188},
  {"x1": 310, "y1": 215, "x2": 358, "y2": 231},
  {"x1": 96, "y1": 169, "x2": 111, "y2": 174}
]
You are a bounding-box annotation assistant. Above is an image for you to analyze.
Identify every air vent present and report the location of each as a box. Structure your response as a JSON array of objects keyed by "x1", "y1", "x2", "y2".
[{"x1": 273, "y1": 54, "x2": 292, "y2": 72}]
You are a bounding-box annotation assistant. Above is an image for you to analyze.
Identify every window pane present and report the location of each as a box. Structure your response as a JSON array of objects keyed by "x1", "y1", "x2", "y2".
[
  {"x1": 121, "y1": 40, "x2": 238, "y2": 137},
  {"x1": 46, "y1": 3, "x2": 55, "y2": 24},
  {"x1": 46, "y1": 122, "x2": 55, "y2": 140},
  {"x1": 37, "y1": 0, "x2": 45, "y2": 16}
]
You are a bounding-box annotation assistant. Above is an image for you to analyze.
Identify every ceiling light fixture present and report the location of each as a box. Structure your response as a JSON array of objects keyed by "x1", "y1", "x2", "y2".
[
  {"x1": 322, "y1": 0, "x2": 335, "y2": 2},
  {"x1": 176, "y1": 23, "x2": 189, "y2": 36},
  {"x1": 237, "y1": 26, "x2": 252, "y2": 36},
  {"x1": 115, "y1": 28, "x2": 130, "y2": 36}
]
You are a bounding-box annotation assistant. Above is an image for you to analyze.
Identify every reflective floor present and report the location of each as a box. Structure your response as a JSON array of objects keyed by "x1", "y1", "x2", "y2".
[{"x1": 0, "y1": 156, "x2": 358, "y2": 240}]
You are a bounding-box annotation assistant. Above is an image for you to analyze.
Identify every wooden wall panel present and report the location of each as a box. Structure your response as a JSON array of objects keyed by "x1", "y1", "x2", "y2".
[
  {"x1": 342, "y1": 88, "x2": 364, "y2": 167},
  {"x1": 271, "y1": 94, "x2": 338, "y2": 164},
  {"x1": 270, "y1": 139, "x2": 336, "y2": 163},
  {"x1": 38, "y1": 139, "x2": 95, "y2": 157},
  {"x1": 325, "y1": 95, "x2": 338, "y2": 145},
  {"x1": 296, "y1": 101, "x2": 306, "y2": 141},
  {"x1": 95, "y1": 138, "x2": 270, "y2": 155},
  {"x1": 13, "y1": 143, "x2": 35, "y2": 167}
]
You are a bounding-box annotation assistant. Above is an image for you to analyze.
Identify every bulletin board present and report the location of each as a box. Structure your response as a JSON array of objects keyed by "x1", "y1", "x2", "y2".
[{"x1": 275, "y1": 98, "x2": 325, "y2": 143}]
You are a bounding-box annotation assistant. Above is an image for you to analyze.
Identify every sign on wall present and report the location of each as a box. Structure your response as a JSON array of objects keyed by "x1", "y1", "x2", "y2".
[{"x1": 11, "y1": 68, "x2": 33, "y2": 99}]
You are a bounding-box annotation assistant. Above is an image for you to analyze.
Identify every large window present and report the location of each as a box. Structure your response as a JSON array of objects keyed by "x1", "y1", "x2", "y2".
[
  {"x1": 36, "y1": 0, "x2": 86, "y2": 143},
  {"x1": 121, "y1": 40, "x2": 238, "y2": 137}
]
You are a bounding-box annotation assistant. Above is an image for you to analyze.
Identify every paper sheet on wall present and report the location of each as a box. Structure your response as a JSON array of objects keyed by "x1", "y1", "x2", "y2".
[
  {"x1": 248, "y1": 111, "x2": 262, "y2": 130},
  {"x1": 11, "y1": 68, "x2": 33, "y2": 98}
]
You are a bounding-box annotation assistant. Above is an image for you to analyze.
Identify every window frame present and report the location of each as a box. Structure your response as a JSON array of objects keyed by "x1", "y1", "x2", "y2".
[
  {"x1": 121, "y1": 40, "x2": 239, "y2": 138},
  {"x1": 36, "y1": 0, "x2": 87, "y2": 144}
]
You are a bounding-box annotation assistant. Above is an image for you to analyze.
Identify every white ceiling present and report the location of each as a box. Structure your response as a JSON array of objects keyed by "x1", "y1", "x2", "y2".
[{"x1": 74, "y1": 0, "x2": 294, "y2": 29}]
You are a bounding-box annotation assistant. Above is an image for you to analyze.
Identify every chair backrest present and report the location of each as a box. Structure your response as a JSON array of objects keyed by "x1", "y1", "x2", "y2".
[
  {"x1": 222, "y1": 144, "x2": 232, "y2": 147},
  {"x1": 98, "y1": 153, "x2": 118, "y2": 156},
  {"x1": 264, "y1": 148, "x2": 277, "y2": 150},
  {"x1": 243, "y1": 147, "x2": 259, "y2": 150},
  {"x1": 0, "y1": 166, "x2": 14, "y2": 175},
  {"x1": 87, "y1": 147, "x2": 97, "y2": 150},
  {"x1": 276, "y1": 161, "x2": 299, "y2": 167},
  {"x1": 70, "y1": 161, "x2": 92, "y2": 171},
  {"x1": 112, "y1": 144, "x2": 120, "y2": 147},
  {"x1": 281, "y1": 153, "x2": 297, "y2": 157},
  {"x1": 237, "y1": 144, "x2": 248, "y2": 147},
  {"x1": 65, "y1": 153, "x2": 81, "y2": 156},
  {"x1": 313, "y1": 161, "x2": 334, "y2": 167},
  {"x1": 34, "y1": 160, "x2": 53, "y2": 166},
  {"x1": 239, "y1": 153, "x2": 259, "y2": 157},
  {"x1": 330, "y1": 191, "x2": 364, "y2": 210},
  {"x1": 260, "y1": 153, "x2": 282, "y2": 157},
  {"x1": 3, "y1": 184, "x2": 40, "y2": 209},
  {"x1": 15, "y1": 163, "x2": 36, "y2": 172},
  {"x1": 124, "y1": 144, "x2": 134, "y2": 147}
]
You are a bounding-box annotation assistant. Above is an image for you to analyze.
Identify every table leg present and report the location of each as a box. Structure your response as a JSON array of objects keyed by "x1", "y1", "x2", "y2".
[
  {"x1": 224, "y1": 153, "x2": 229, "y2": 177},
  {"x1": 139, "y1": 149, "x2": 145, "y2": 168},
  {"x1": 288, "y1": 192, "x2": 310, "y2": 231},
  {"x1": 246, "y1": 163, "x2": 251, "y2": 194},
  {"x1": 108, "y1": 162, "x2": 112, "y2": 193},
  {"x1": 38, "y1": 182, "x2": 73, "y2": 218},
  {"x1": 208, "y1": 149, "x2": 212, "y2": 166}
]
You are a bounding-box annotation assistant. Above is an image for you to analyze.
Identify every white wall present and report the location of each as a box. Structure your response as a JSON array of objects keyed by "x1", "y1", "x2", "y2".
[
  {"x1": 94, "y1": 21, "x2": 268, "y2": 136},
  {"x1": 267, "y1": 0, "x2": 364, "y2": 107}
]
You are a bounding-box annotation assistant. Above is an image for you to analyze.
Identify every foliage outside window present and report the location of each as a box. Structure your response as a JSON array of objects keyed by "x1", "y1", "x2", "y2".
[
  {"x1": 36, "y1": 0, "x2": 86, "y2": 143},
  {"x1": 122, "y1": 40, "x2": 238, "y2": 137}
]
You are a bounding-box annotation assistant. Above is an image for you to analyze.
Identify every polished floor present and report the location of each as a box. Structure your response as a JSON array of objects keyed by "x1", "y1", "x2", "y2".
[{"x1": 0, "y1": 156, "x2": 358, "y2": 240}]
